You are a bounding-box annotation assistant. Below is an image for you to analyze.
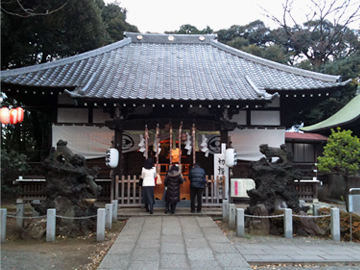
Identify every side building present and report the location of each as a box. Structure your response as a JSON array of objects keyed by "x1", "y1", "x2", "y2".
[{"x1": 301, "y1": 93, "x2": 360, "y2": 199}]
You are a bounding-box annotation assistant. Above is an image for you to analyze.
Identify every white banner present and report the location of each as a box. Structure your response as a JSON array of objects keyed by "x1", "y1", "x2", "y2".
[
  {"x1": 229, "y1": 128, "x2": 285, "y2": 161},
  {"x1": 52, "y1": 125, "x2": 221, "y2": 160},
  {"x1": 52, "y1": 125, "x2": 141, "y2": 159}
]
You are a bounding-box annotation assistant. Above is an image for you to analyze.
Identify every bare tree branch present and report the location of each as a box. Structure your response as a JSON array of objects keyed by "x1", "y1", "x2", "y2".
[
  {"x1": 261, "y1": 0, "x2": 360, "y2": 69},
  {"x1": 1, "y1": 0, "x2": 71, "y2": 18}
]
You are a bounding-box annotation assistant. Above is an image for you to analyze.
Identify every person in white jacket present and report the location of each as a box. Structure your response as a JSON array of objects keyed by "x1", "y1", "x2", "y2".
[{"x1": 141, "y1": 158, "x2": 156, "y2": 214}]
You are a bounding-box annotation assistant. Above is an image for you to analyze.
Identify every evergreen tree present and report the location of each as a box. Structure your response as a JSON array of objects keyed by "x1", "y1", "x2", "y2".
[
  {"x1": 318, "y1": 128, "x2": 360, "y2": 211},
  {"x1": 1, "y1": 0, "x2": 138, "y2": 69}
]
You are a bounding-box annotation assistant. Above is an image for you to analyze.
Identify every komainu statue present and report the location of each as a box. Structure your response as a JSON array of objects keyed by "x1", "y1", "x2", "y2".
[
  {"x1": 23, "y1": 140, "x2": 102, "y2": 239},
  {"x1": 259, "y1": 144, "x2": 293, "y2": 164},
  {"x1": 246, "y1": 144, "x2": 324, "y2": 236}
]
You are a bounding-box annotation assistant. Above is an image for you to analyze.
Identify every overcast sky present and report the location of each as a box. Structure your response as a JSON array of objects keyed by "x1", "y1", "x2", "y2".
[{"x1": 105, "y1": 0, "x2": 359, "y2": 33}]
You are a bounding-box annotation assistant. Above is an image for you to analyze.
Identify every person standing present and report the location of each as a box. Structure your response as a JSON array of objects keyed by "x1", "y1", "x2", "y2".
[
  {"x1": 188, "y1": 162, "x2": 206, "y2": 213},
  {"x1": 141, "y1": 158, "x2": 156, "y2": 214},
  {"x1": 164, "y1": 165, "x2": 184, "y2": 214}
]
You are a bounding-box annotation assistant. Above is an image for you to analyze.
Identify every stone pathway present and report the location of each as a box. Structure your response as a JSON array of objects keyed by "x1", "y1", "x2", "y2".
[{"x1": 97, "y1": 216, "x2": 252, "y2": 270}]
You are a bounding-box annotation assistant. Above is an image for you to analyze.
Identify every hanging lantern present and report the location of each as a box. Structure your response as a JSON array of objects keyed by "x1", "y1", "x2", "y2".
[
  {"x1": 15, "y1": 107, "x2": 24, "y2": 123},
  {"x1": 0, "y1": 107, "x2": 10, "y2": 124},
  {"x1": 9, "y1": 108, "x2": 18, "y2": 124}
]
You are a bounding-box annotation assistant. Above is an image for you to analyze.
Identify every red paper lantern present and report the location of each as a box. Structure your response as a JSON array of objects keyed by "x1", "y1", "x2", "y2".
[
  {"x1": 0, "y1": 107, "x2": 10, "y2": 124},
  {"x1": 9, "y1": 107, "x2": 25, "y2": 124},
  {"x1": 16, "y1": 107, "x2": 24, "y2": 123},
  {"x1": 0, "y1": 106, "x2": 24, "y2": 125},
  {"x1": 9, "y1": 108, "x2": 18, "y2": 124}
]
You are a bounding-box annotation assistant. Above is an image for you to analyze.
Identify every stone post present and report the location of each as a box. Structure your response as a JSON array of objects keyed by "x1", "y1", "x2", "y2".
[
  {"x1": 32, "y1": 200, "x2": 40, "y2": 217},
  {"x1": 284, "y1": 208, "x2": 293, "y2": 239},
  {"x1": 299, "y1": 200, "x2": 305, "y2": 208},
  {"x1": 236, "y1": 208, "x2": 245, "y2": 237},
  {"x1": 222, "y1": 199, "x2": 229, "y2": 223},
  {"x1": 1, "y1": 209, "x2": 7, "y2": 243},
  {"x1": 229, "y1": 203, "x2": 236, "y2": 229},
  {"x1": 313, "y1": 204, "x2": 321, "y2": 216},
  {"x1": 331, "y1": 208, "x2": 340, "y2": 241},
  {"x1": 97, "y1": 208, "x2": 105, "y2": 242},
  {"x1": 112, "y1": 200, "x2": 118, "y2": 223},
  {"x1": 46, "y1": 209, "x2": 56, "y2": 242},
  {"x1": 16, "y1": 199, "x2": 25, "y2": 230},
  {"x1": 105, "y1": 204, "x2": 113, "y2": 230}
]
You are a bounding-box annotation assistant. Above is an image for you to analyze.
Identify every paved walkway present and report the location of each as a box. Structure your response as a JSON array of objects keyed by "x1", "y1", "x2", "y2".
[
  {"x1": 97, "y1": 216, "x2": 252, "y2": 270},
  {"x1": 97, "y1": 216, "x2": 360, "y2": 270},
  {"x1": 237, "y1": 242, "x2": 360, "y2": 265}
]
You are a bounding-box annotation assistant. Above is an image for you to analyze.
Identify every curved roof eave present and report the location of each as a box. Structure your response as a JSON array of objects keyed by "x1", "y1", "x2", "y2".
[
  {"x1": 64, "y1": 90, "x2": 276, "y2": 102},
  {"x1": 301, "y1": 93, "x2": 360, "y2": 132},
  {"x1": 0, "y1": 38, "x2": 132, "y2": 77},
  {"x1": 210, "y1": 40, "x2": 341, "y2": 83},
  {"x1": 264, "y1": 79, "x2": 352, "y2": 92}
]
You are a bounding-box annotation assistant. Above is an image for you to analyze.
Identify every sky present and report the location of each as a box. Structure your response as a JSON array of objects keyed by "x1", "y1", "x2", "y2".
[{"x1": 105, "y1": 0, "x2": 359, "y2": 33}]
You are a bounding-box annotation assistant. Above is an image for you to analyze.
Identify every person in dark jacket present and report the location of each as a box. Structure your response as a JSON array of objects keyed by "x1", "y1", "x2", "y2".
[
  {"x1": 188, "y1": 162, "x2": 206, "y2": 213},
  {"x1": 164, "y1": 165, "x2": 184, "y2": 214}
]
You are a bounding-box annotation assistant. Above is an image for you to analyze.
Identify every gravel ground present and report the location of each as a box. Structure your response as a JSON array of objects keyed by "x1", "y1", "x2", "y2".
[{"x1": 217, "y1": 221, "x2": 360, "y2": 270}]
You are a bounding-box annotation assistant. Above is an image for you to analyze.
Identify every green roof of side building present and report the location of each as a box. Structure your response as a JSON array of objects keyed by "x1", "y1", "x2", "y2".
[{"x1": 301, "y1": 94, "x2": 360, "y2": 134}]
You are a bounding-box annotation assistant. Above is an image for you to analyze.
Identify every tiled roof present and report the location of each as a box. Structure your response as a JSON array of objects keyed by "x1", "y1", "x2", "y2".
[
  {"x1": 0, "y1": 32, "x2": 349, "y2": 101},
  {"x1": 301, "y1": 94, "x2": 360, "y2": 132},
  {"x1": 285, "y1": 132, "x2": 328, "y2": 141}
]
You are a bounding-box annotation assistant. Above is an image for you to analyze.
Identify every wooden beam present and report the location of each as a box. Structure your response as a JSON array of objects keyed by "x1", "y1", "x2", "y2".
[
  {"x1": 113, "y1": 129, "x2": 123, "y2": 202},
  {"x1": 105, "y1": 118, "x2": 237, "y2": 131}
]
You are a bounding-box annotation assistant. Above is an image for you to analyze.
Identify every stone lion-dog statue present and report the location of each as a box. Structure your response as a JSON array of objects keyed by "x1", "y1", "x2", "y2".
[{"x1": 259, "y1": 144, "x2": 293, "y2": 164}]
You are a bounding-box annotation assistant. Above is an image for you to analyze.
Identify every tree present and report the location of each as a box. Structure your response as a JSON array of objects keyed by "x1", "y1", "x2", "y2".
[
  {"x1": 166, "y1": 24, "x2": 213, "y2": 34},
  {"x1": 217, "y1": 20, "x2": 271, "y2": 45},
  {"x1": 0, "y1": 0, "x2": 70, "y2": 17},
  {"x1": 1, "y1": 149, "x2": 30, "y2": 199},
  {"x1": 101, "y1": 2, "x2": 139, "y2": 43},
  {"x1": 1, "y1": 0, "x2": 108, "y2": 69},
  {"x1": 217, "y1": 21, "x2": 292, "y2": 64},
  {"x1": 264, "y1": 0, "x2": 360, "y2": 71},
  {"x1": 317, "y1": 128, "x2": 360, "y2": 211},
  {"x1": 0, "y1": 94, "x2": 53, "y2": 161},
  {"x1": 261, "y1": 0, "x2": 360, "y2": 127},
  {"x1": 290, "y1": 49, "x2": 359, "y2": 128},
  {"x1": 1, "y1": 0, "x2": 138, "y2": 163},
  {"x1": 1, "y1": 0, "x2": 139, "y2": 70}
]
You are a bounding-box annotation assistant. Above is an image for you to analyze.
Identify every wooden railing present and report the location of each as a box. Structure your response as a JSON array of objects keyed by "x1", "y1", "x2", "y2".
[
  {"x1": 294, "y1": 180, "x2": 319, "y2": 202},
  {"x1": 16, "y1": 179, "x2": 47, "y2": 202},
  {"x1": 16, "y1": 161, "x2": 321, "y2": 204},
  {"x1": 15, "y1": 177, "x2": 318, "y2": 204},
  {"x1": 14, "y1": 179, "x2": 112, "y2": 203},
  {"x1": 203, "y1": 175, "x2": 225, "y2": 206},
  {"x1": 15, "y1": 175, "x2": 225, "y2": 207},
  {"x1": 117, "y1": 176, "x2": 142, "y2": 206},
  {"x1": 115, "y1": 175, "x2": 225, "y2": 207}
]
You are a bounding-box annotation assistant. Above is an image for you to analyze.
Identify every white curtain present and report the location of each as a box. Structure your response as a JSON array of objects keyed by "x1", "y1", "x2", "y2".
[
  {"x1": 229, "y1": 128, "x2": 285, "y2": 161},
  {"x1": 52, "y1": 125, "x2": 114, "y2": 159},
  {"x1": 52, "y1": 125, "x2": 144, "y2": 159},
  {"x1": 53, "y1": 125, "x2": 281, "y2": 161}
]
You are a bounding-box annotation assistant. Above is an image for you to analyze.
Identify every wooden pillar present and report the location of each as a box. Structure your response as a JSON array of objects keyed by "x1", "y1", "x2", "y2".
[
  {"x1": 112, "y1": 128, "x2": 123, "y2": 201},
  {"x1": 220, "y1": 130, "x2": 228, "y2": 146}
]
